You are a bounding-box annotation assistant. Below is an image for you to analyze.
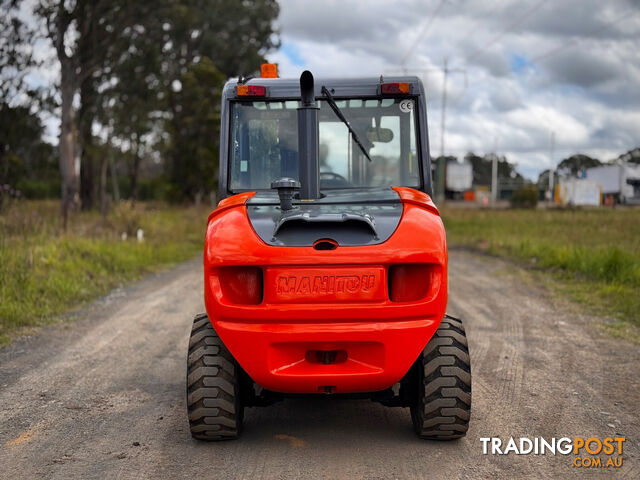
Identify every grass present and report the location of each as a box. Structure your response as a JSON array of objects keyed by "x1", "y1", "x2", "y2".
[
  {"x1": 2, "y1": 201, "x2": 637, "y2": 345},
  {"x1": 440, "y1": 206, "x2": 640, "y2": 339},
  {"x1": 0, "y1": 200, "x2": 210, "y2": 346}
]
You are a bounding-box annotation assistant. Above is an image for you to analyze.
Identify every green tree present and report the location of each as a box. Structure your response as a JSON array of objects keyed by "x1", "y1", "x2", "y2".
[
  {"x1": 617, "y1": 148, "x2": 640, "y2": 164},
  {"x1": 0, "y1": 1, "x2": 39, "y2": 102},
  {"x1": 37, "y1": 1, "x2": 119, "y2": 225},
  {"x1": 537, "y1": 168, "x2": 558, "y2": 189},
  {"x1": 0, "y1": 103, "x2": 56, "y2": 209},
  {"x1": 1, "y1": 1, "x2": 142, "y2": 224},
  {"x1": 166, "y1": 58, "x2": 226, "y2": 200},
  {"x1": 78, "y1": 1, "x2": 160, "y2": 209},
  {"x1": 464, "y1": 152, "x2": 524, "y2": 186},
  {"x1": 510, "y1": 185, "x2": 538, "y2": 209},
  {"x1": 1, "y1": 0, "x2": 280, "y2": 215},
  {"x1": 556, "y1": 154, "x2": 601, "y2": 176},
  {"x1": 93, "y1": 0, "x2": 280, "y2": 202}
]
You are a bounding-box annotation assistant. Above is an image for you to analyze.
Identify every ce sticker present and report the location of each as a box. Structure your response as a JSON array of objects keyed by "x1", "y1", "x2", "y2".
[{"x1": 399, "y1": 99, "x2": 413, "y2": 113}]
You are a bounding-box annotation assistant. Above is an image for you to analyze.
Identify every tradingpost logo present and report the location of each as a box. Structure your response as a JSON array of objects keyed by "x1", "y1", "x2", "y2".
[{"x1": 480, "y1": 436, "x2": 626, "y2": 468}]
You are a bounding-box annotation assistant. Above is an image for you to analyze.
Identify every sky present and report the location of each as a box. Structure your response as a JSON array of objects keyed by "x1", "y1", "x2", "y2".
[{"x1": 268, "y1": 0, "x2": 640, "y2": 180}]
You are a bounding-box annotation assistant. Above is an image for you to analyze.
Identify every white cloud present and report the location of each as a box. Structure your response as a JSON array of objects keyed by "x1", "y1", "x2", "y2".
[{"x1": 268, "y1": 0, "x2": 640, "y2": 179}]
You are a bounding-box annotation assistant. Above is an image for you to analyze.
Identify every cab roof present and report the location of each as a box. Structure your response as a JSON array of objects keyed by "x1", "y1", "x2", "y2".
[{"x1": 222, "y1": 75, "x2": 425, "y2": 100}]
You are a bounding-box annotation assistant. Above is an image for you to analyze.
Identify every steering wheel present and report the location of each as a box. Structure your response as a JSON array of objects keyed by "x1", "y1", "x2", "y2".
[{"x1": 320, "y1": 172, "x2": 351, "y2": 188}]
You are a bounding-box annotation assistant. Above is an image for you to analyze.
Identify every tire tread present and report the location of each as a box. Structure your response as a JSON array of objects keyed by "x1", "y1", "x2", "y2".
[
  {"x1": 186, "y1": 314, "x2": 243, "y2": 441},
  {"x1": 411, "y1": 314, "x2": 471, "y2": 440}
]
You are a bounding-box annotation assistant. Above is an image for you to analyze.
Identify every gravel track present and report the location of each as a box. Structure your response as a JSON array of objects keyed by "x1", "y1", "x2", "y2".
[{"x1": 0, "y1": 250, "x2": 637, "y2": 479}]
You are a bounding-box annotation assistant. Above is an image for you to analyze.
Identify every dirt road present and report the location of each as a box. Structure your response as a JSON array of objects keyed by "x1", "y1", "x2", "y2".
[{"x1": 1, "y1": 251, "x2": 638, "y2": 479}]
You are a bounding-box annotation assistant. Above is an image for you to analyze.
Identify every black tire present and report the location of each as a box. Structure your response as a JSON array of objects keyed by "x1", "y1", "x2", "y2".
[
  {"x1": 411, "y1": 314, "x2": 471, "y2": 440},
  {"x1": 187, "y1": 313, "x2": 244, "y2": 441}
]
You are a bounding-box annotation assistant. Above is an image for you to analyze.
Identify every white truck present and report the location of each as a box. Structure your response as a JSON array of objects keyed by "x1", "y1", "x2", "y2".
[
  {"x1": 585, "y1": 162, "x2": 640, "y2": 204},
  {"x1": 557, "y1": 178, "x2": 601, "y2": 206},
  {"x1": 445, "y1": 158, "x2": 473, "y2": 198}
]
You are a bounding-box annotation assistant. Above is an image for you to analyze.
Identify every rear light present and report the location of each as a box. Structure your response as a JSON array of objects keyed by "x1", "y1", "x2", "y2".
[
  {"x1": 260, "y1": 63, "x2": 278, "y2": 78},
  {"x1": 380, "y1": 82, "x2": 410, "y2": 95},
  {"x1": 237, "y1": 85, "x2": 267, "y2": 97},
  {"x1": 392, "y1": 186, "x2": 439, "y2": 215},
  {"x1": 388, "y1": 264, "x2": 435, "y2": 302},
  {"x1": 218, "y1": 266, "x2": 263, "y2": 304}
]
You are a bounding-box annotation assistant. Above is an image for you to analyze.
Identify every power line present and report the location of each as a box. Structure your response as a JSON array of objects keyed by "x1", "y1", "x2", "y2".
[
  {"x1": 467, "y1": 6, "x2": 638, "y2": 89},
  {"x1": 451, "y1": 3, "x2": 503, "y2": 53},
  {"x1": 530, "y1": 8, "x2": 638, "y2": 63},
  {"x1": 388, "y1": 59, "x2": 466, "y2": 202},
  {"x1": 466, "y1": 0, "x2": 549, "y2": 61},
  {"x1": 400, "y1": 0, "x2": 447, "y2": 70},
  {"x1": 548, "y1": 131, "x2": 555, "y2": 203},
  {"x1": 442, "y1": 145, "x2": 626, "y2": 154},
  {"x1": 434, "y1": 57, "x2": 466, "y2": 202}
]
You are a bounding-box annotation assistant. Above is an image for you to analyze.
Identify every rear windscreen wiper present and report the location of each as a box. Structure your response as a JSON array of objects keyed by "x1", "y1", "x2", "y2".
[{"x1": 321, "y1": 86, "x2": 372, "y2": 162}]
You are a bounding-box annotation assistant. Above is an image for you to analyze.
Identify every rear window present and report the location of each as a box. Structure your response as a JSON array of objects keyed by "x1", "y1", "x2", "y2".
[{"x1": 229, "y1": 98, "x2": 421, "y2": 191}]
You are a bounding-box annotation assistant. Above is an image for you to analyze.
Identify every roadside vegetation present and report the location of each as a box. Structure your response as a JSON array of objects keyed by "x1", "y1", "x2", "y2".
[
  {"x1": 0, "y1": 200, "x2": 209, "y2": 346},
  {"x1": 441, "y1": 206, "x2": 640, "y2": 339}
]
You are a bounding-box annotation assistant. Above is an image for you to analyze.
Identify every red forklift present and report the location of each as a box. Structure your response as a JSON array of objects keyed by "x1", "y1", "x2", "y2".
[{"x1": 187, "y1": 65, "x2": 471, "y2": 441}]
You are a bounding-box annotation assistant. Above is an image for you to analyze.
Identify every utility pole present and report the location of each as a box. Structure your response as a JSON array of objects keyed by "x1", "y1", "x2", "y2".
[
  {"x1": 548, "y1": 131, "x2": 555, "y2": 205},
  {"x1": 491, "y1": 137, "x2": 498, "y2": 205},
  {"x1": 385, "y1": 59, "x2": 465, "y2": 202},
  {"x1": 435, "y1": 58, "x2": 449, "y2": 204},
  {"x1": 433, "y1": 58, "x2": 466, "y2": 203}
]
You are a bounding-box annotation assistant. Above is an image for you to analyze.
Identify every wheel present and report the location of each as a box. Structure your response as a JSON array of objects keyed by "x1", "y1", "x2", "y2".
[
  {"x1": 186, "y1": 313, "x2": 244, "y2": 440},
  {"x1": 411, "y1": 314, "x2": 471, "y2": 440}
]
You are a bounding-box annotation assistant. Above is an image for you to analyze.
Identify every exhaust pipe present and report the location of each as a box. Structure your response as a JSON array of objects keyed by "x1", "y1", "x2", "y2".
[{"x1": 298, "y1": 70, "x2": 320, "y2": 199}]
